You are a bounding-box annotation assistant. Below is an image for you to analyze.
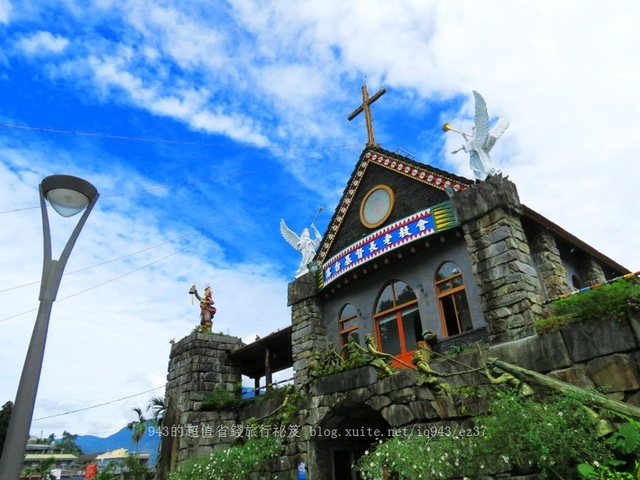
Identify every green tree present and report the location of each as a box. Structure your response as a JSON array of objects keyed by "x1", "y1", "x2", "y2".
[
  {"x1": 94, "y1": 462, "x2": 119, "y2": 480},
  {"x1": 0, "y1": 401, "x2": 12, "y2": 458},
  {"x1": 126, "y1": 407, "x2": 149, "y2": 453},
  {"x1": 119, "y1": 453, "x2": 149, "y2": 480},
  {"x1": 146, "y1": 396, "x2": 165, "y2": 426},
  {"x1": 58, "y1": 430, "x2": 83, "y2": 456},
  {"x1": 22, "y1": 456, "x2": 56, "y2": 480}
]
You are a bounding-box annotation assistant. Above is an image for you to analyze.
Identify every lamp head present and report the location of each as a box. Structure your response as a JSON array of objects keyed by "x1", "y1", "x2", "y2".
[{"x1": 41, "y1": 175, "x2": 98, "y2": 218}]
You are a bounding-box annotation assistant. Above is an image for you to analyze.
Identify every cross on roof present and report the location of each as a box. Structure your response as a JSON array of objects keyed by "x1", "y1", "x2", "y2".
[{"x1": 348, "y1": 85, "x2": 387, "y2": 147}]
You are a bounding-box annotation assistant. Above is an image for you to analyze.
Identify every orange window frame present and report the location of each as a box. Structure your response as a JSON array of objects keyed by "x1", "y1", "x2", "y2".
[
  {"x1": 339, "y1": 305, "x2": 360, "y2": 357},
  {"x1": 435, "y1": 270, "x2": 468, "y2": 337},
  {"x1": 373, "y1": 281, "x2": 420, "y2": 367}
]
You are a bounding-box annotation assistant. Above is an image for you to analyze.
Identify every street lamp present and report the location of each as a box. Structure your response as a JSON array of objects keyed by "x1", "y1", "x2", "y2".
[{"x1": 0, "y1": 175, "x2": 99, "y2": 480}]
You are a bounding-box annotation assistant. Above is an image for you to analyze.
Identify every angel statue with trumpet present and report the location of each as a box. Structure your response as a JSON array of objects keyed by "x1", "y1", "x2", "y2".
[
  {"x1": 443, "y1": 90, "x2": 509, "y2": 182},
  {"x1": 280, "y1": 208, "x2": 323, "y2": 278}
]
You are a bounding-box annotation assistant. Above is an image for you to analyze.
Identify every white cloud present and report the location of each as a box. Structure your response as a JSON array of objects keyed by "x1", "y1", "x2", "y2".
[
  {"x1": 16, "y1": 30, "x2": 69, "y2": 56},
  {"x1": 0, "y1": 141, "x2": 291, "y2": 436},
  {"x1": 0, "y1": 0, "x2": 11, "y2": 24},
  {"x1": 1, "y1": 1, "x2": 640, "y2": 438}
]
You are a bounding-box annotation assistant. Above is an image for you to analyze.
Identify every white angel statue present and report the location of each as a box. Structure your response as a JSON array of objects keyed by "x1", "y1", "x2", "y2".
[
  {"x1": 280, "y1": 219, "x2": 322, "y2": 278},
  {"x1": 447, "y1": 90, "x2": 509, "y2": 181}
]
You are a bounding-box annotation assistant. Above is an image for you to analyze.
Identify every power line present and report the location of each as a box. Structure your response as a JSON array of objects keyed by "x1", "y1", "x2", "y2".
[
  {"x1": 0, "y1": 233, "x2": 209, "y2": 323},
  {"x1": 32, "y1": 385, "x2": 166, "y2": 422},
  {"x1": 0, "y1": 187, "x2": 294, "y2": 323},
  {"x1": 0, "y1": 146, "x2": 357, "y2": 323},
  {"x1": 0, "y1": 122, "x2": 360, "y2": 150},
  {"x1": 0, "y1": 144, "x2": 362, "y2": 215},
  {"x1": 0, "y1": 231, "x2": 195, "y2": 294}
]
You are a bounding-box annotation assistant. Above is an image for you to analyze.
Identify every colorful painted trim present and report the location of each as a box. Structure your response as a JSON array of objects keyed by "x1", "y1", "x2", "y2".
[
  {"x1": 367, "y1": 151, "x2": 468, "y2": 192},
  {"x1": 320, "y1": 201, "x2": 458, "y2": 289},
  {"x1": 315, "y1": 150, "x2": 469, "y2": 264}
]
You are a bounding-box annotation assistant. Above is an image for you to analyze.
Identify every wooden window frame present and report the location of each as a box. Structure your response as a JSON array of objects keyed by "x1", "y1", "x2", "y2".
[
  {"x1": 435, "y1": 262, "x2": 472, "y2": 337},
  {"x1": 373, "y1": 280, "x2": 420, "y2": 367},
  {"x1": 339, "y1": 304, "x2": 360, "y2": 354}
]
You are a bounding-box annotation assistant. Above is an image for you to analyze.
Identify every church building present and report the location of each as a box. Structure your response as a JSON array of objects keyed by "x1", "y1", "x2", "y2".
[
  {"x1": 160, "y1": 88, "x2": 634, "y2": 480},
  {"x1": 289, "y1": 87, "x2": 628, "y2": 386}
]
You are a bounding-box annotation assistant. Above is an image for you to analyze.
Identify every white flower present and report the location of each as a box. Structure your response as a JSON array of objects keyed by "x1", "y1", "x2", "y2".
[{"x1": 593, "y1": 461, "x2": 600, "y2": 467}]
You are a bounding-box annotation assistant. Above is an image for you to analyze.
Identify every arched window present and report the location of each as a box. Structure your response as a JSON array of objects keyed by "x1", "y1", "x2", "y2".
[
  {"x1": 339, "y1": 304, "x2": 360, "y2": 354},
  {"x1": 435, "y1": 262, "x2": 473, "y2": 337},
  {"x1": 572, "y1": 274, "x2": 584, "y2": 290},
  {"x1": 374, "y1": 280, "x2": 422, "y2": 366}
]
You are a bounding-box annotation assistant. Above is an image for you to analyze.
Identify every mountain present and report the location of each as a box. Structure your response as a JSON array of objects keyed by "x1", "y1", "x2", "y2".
[{"x1": 75, "y1": 427, "x2": 160, "y2": 464}]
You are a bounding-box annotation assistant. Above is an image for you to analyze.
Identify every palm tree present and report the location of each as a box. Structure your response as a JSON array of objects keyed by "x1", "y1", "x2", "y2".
[
  {"x1": 23, "y1": 456, "x2": 56, "y2": 480},
  {"x1": 146, "y1": 396, "x2": 165, "y2": 427},
  {"x1": 126, "y1": 407, "x2": 148, "y2": 454}
]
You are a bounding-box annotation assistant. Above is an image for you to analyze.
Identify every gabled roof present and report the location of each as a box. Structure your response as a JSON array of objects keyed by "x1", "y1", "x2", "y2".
[
  {"x1": 315, "y1": 146, "x2": 472, "y2": 264},
  {"x1": 314, "y1": 145, "x2": 630, "y2": 284}
]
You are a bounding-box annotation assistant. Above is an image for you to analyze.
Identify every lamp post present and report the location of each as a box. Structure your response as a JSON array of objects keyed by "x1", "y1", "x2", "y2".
[{"x1": 0, "y1": 175, "x2": 99, "y2": 480}]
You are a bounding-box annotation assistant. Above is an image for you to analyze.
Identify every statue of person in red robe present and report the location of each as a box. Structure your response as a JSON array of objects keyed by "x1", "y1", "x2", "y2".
[{"x1": 189, "y1": 284, "x2": 216, "y2": 332}]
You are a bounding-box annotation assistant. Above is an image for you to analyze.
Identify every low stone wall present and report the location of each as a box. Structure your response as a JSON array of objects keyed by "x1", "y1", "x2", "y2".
[
  {"x1": 162, "y1": 312, "x2": 640, "y2": 479},
  {"x1": 489, "y1": 312, "x2": 640, "y2": 403}
]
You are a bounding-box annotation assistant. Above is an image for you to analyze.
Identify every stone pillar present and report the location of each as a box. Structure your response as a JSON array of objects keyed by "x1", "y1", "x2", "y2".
[
  {"x1": 453, "y1": 175, "x2": 543, "y2": 344},
  {"x1": 288, "y1": 271, "x2": 327, "y2": 389},
  {"x1": 158, "y1": 333, "x2": 243, "y2": 480},
  {"x1": 528, "y1": 226, "x2": 571, "y2": 299},
  {"x1": 579, "y1": 255, "x2": 607, "y2": 286}
]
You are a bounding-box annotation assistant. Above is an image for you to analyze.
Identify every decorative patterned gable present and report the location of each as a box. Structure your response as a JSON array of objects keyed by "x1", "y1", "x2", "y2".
[{"x1": 315, "y1": 148, "x2": 471, "y2": 264}]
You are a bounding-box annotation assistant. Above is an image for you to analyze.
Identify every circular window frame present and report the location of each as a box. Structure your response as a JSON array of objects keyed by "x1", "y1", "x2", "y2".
[{"x1": 359, "y1": 184, "x2": 395, "y2": 229}]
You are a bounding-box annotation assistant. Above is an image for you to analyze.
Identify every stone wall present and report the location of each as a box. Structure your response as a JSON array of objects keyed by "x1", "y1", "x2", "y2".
[
  {"x1": 489, "y1": 312, "x2": 640, "y2": 398},
  {"x1": 157, "y1": 333, "x2": 243, "y2": 480},
  {"x1": 288, "y1": 271, "x2": 327, "y2": 388},
  {"x1": 527, "y1": 225, "x2": 571, "y2": 299},
  {"x1": 579, "y1": 255, "x2": 607, "y2": 286},
  {"x1": 161, "y1": 310, "x2": 640, "y2": 479},
  {"x1": 290, "y1": 311, "x2": 640, "y2": 479},
  {"x1": 453, "y1": 175, "x2": 543, "y2": 343}
]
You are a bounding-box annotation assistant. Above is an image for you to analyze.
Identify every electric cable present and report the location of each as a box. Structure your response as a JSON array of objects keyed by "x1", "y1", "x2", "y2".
[
  {"x1": 0, "y1": 121, "x2": 360, "y2": 150},
  {"x1": 32, "y1": 385, "x2": 167, "y2": 422}
]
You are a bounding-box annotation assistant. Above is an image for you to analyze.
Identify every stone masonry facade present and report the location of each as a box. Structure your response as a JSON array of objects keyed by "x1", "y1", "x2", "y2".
[
  {"x1": 157, "y1": 333, "x2": 243, "y2": 480},
  {"x1": 453, "y1": 175, "x2": 544, "y2": 343},
  {"x1": 161, "y1": 311, "x2": 640, "y2": 479},
  {"x1": 159, "y1": 176, "x2": 635, "y2": 479}
]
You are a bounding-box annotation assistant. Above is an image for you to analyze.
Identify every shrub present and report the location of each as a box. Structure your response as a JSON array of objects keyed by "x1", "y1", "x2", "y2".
[
  {"x1": 168, "y1": 436, "x2": 282, "y2": 480},
  {"x1": 200, "y1": 388, "x2": 244, "y2": 411},
  {"x1": 356, "y1": 390, "x2": 607, "y2": 479},
  {"x1": 536, "y1": 278, "x2": 640, "y2": 334}
]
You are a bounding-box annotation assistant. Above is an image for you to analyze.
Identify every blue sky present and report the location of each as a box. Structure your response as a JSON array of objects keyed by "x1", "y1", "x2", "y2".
[{"x1": 1, "y1": 1, "x2": 639, "y2": 438}]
